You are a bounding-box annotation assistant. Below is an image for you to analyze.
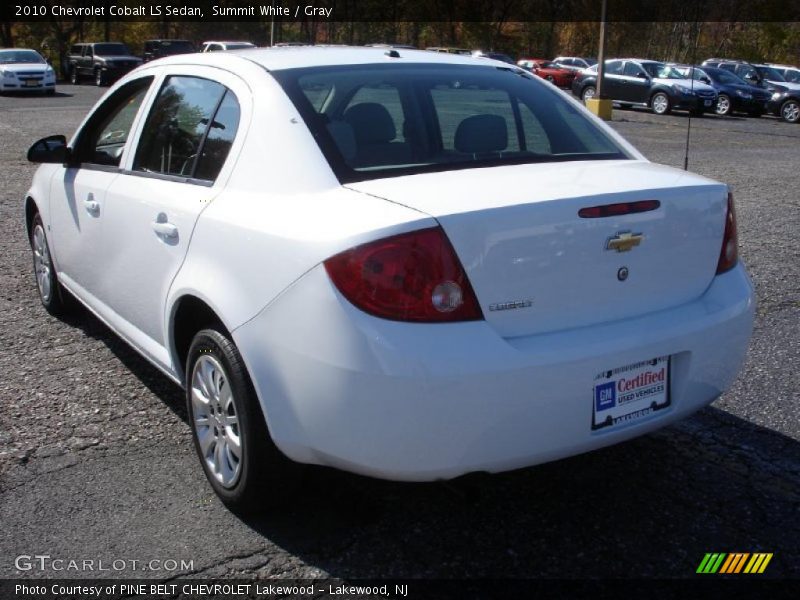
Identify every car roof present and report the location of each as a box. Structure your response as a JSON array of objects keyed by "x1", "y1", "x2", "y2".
[{"x1": 153, "y1": 45, "x2": 498, "y2": 71}]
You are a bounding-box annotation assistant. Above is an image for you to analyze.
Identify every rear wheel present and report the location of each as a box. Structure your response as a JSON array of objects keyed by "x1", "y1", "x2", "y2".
[
  {"x1": 715, "y1": 93, "x2": 732, "y2": 116},
  {"x1": 30, "y1": 213, "x2": 69, "y2": 316},
  {"x1": 581, "y1": 86, "x2": 596, "y2": 103},
  {"x1": 186, "y1": 328, "x2": 301, "y2": 513},
  {"x1": 780, "y1": 99, "x2": 800, "y2": 123},
  {"x1": 94, "y1": 68, "x2": 105, "y2": 87},
  {"x1": 651, "y1": 92, "x2": 671, "y2": 115}
]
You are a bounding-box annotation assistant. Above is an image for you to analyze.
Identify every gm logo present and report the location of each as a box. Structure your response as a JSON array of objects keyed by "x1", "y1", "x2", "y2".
[{"x1": 595, "y1": 381, "x2": 616, "y2": 411}]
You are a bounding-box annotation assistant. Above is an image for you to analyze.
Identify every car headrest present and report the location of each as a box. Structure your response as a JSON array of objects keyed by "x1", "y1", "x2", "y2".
[
  {"x1": 343, "y1": 102, "x2": 397, "y2": 144},
  {"x1": 454, "y1": 114, "x2": 508, "y2": 154}
]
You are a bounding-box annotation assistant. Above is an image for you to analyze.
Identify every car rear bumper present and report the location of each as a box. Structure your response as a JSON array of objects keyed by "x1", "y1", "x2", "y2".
[{"x1": 234, "y1": 263, "x2": 754, "y2": 481}]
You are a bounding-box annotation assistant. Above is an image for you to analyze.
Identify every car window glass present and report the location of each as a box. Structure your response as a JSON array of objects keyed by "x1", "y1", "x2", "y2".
[
  {"x1": 605, "y1": 61, "x2": 624, "y2": 75},
  {"x1": 431, "y1": 85, "x2": 520, "y2": 152},
  {"x1": 623, "y1": 62, "x2": 645, "y2": 77},
  {"x1": 75, "y1": 77, "x2": 152, "y2": 167},
  {"x1": 346, "y1": 84, "x2": 405, "y2": 142},
  {"x1": 193, "y1": 90, "x2": 240, "y2": 181},
  {"x1": 133, "y1": 76, "x2": 227, "y2": 178},
  {"x1": 518, "y1": 103, "x2": 551, "y2": 154}
]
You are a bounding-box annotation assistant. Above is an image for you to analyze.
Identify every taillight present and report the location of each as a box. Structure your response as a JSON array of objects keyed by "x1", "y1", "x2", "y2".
[
  {"x1": 324, "y1": 227, "x2": 483, "y2": 322},
  {"x1": 716, "y1": 192, "x2": 738, "y2": 274}
]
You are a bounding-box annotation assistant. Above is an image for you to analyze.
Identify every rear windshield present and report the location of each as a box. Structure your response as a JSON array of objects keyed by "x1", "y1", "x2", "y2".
[{"x1": 273, "y1": 63, "x2": 628, "y2": 183}]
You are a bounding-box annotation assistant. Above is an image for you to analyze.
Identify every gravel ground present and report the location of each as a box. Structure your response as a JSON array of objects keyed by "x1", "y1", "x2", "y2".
[{"x1": 0, "y1": 85, "x2": 798, "y2": 581}]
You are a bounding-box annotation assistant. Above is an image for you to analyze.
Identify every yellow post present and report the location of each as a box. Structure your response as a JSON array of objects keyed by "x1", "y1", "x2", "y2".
[{"x1": 585, "y1": 98, "x2": 613, "y2": 120}]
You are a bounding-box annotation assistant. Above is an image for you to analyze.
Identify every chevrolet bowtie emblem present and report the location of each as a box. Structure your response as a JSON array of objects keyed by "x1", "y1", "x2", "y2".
[{"x1": 606, "y1": 231, "x2": 644, "y2": 252}]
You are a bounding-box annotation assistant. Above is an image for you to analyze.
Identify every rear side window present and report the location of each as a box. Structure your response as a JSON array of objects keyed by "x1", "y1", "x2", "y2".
[{"x1": 133, "y1": 76, "x2": 240, "y2": 182}]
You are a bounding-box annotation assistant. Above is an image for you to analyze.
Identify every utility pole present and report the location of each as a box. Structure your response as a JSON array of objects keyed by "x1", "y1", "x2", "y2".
[{"x1": 586, "y1": 0, "x2": 612, "y2": 120}]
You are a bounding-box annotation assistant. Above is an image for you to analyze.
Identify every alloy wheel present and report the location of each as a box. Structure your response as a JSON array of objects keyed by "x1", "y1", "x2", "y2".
[
  {"x1": 191, "y1": 354, "x2": 242, "y2": 488},
  {"x1": 782, "y1": 100, "x2": 800, "y2": 123},
  {"x1": 716, "y1": 94, "x2": 731, "y2": 116},
  {"x1": 31, "y1": 223, "x2": 52, "y2": 303}
]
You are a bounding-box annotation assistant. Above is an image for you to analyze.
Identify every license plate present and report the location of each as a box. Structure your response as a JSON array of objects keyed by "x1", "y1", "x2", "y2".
[
  {"x1": 704, "y1": 99, "x2": 712, "y2": 106},
  {"x1": 24, "y1": 80, "x2": 39, "y2": 87},
  {"x1": 592, "y1": 356, "x2": 670, "y2": 431}
]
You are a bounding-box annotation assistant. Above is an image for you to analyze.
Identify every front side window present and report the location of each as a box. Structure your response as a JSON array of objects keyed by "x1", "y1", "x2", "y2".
[
  {"x1": 133, "y1": 75, "x2": 239, "y2": 181},
  {"x1": 273, "y1": 63, "x2": 628, "y2": 183},
  {"x1": 74, "y1": 77, "x2": 153, "y2": 167},
  {"x1": 623, "y1": 62, "x2": 646, "y2": 78},
  {"x1": 93, "y1": 43, "x2": 130, "y2": 56}
]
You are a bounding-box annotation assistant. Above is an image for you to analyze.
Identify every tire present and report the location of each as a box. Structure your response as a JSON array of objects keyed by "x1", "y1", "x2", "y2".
[
  {"x1": 30, "y1": 213, "x2": 69, "y2": 316},
  {"x1": 715, "y1": 93, "x2": 732, "y2": 116},
  {"x1": 581, "y1": 86, "x2": 596, "y2": 103},
  {"x1": 69, "y1": 66, "x2": 79, "y2": 85},
  {"x1": 780, "y1": 99, "x2": 800, "y2": 123},
  {"x1": 186, "y1": 328, "x2": 300, "y2": 513},
  {"x1": 94, "y1": 68, "x2": 105, "y2": 87},
  {"x1": 651, "y1": 92, "x2": 671, "y2": 115}
]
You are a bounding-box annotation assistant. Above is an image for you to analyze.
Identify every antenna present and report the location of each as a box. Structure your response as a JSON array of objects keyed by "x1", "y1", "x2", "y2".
[{"x1": 684, "y1": 19, "x2": 701, "y2": 171}]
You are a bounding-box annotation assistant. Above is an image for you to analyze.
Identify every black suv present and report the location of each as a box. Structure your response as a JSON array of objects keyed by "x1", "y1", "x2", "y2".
[
  {"x1": 701, "y1": 58, "x2": 800, "y2": 123},
  {"x1": 572, "y1": 58, "x2": 717, "y2": 115},
  {"x1": 68, "y1": 42, "x2": 142, "y2": 86},
  {"x1": 143, "y1": 40, "x2": 196, "y2": 62}
]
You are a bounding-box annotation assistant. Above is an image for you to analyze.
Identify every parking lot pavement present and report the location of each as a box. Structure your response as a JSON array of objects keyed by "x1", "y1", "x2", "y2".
[{"x1": 0, "y1": 86, "x2": 798, "y2": 579}]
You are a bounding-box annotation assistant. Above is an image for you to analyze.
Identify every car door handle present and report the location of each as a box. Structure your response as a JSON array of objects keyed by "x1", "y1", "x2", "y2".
[
  {"x1": 151, "y1": 220, "x2": 178, "y2": 238},
  {"x1": 83, "y1": 198, "x2": 100, "y2": 214}
]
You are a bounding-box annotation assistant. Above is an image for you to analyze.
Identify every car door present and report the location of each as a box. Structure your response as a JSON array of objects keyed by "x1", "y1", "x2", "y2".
[
  {"x1": 94, "y1": 67, "x2": 248, "y2": 359},
  {"x1": 48, "y1": 76, "x2": 154, "y2": 299},
  {"x1": 599, "y1": 60, "x2": 625, "y2": 100},
  {"x1": 620, "y1": 61, "x2": 651, "y2": 103}
]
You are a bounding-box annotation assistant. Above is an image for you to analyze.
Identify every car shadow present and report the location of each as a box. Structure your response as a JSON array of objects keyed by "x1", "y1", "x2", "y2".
[{"x1": 61, "y1": 304, "x2": 799, "y2": 578}]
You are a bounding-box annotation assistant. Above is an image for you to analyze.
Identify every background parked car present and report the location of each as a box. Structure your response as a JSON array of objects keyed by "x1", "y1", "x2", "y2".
[
  {"x1": 143, "y1": 39, "x2": 196, "y2": 62},
  {"x1": 552, "y1": 56, "x2": 597, "y2": 72},
  {"x1": 68, "y1": 42, "x2": 142, "y2": 86},
  {"x1": 672, "y1": 64, "x2": 771, "y2": 116},
  {"x1": 702, "y1": 59, "x2": 800, "y2": 123},
  {"x1": 572, "y1": 59, "x2": 717, "y2": 115},
  {"x1": 517, "y1": 58, "x2": 576, "y2": 87},
  {"x1": 201, "y1": 41, "x2": 256, "y2": 52},
  {"x1": 0, "y1": 48, "x2": 56, "y2": 94}
]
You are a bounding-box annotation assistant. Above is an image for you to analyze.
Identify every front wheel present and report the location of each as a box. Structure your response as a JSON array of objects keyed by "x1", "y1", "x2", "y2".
[
  {"x1": 69, "y1": 67, "x2": 79, "y2": 85},
  {"x1": 30, "y1": 213, "x2": 69, "y2": 316},
  {"x1": 780, "y1": 99, "x2": 800, "y2": 123},
  {"x1": 94, "y1": 68, "x2": 105, "y2": 87},
  {"x1": 581, "y1": 86, "x2": 596, "y2": 103},
  {"x1": 651, "y1": 92, "x2": 671, "y2": 115},
  {"x1": 715, "y1": 93, "x2": 732, "y2": 116},
  {"x1": 186, "y1": 328, "x2": 300, "y2": 513}
]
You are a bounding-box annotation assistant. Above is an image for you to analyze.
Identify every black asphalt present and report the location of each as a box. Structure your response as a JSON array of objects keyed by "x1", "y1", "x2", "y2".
[{"x1": 0, "y1": 86, "x2": 798, "y2": 581}]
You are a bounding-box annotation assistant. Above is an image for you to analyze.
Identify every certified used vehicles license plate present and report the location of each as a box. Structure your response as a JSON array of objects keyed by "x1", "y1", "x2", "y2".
[{"x1": 592, "y1": 356, "x2": 670, "y2": 430}]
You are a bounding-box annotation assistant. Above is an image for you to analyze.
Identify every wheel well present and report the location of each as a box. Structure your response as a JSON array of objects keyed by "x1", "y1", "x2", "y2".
[
  {"x1": 172, "y1": 296, "x2": 227, "y2": 379},
  {"x1": 24, "y1": 197, "x2": 38, "y2": 238}
]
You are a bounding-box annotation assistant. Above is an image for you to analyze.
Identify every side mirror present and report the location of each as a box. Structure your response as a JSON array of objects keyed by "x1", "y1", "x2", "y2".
[
  {"x1": 701, "y1": 76, "x2": 711, "y2": 84},
  {"x1": 27, "y1": 135, "x2": 69, "y2": 163},
  {"x1": 637, "y1": 73, "x2": 649, "y2": 79}
]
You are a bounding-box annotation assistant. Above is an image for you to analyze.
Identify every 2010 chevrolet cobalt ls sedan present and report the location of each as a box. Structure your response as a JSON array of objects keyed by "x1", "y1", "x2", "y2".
[{"x1": 25, "y1": 47, "x2": 754, "y2": 511}]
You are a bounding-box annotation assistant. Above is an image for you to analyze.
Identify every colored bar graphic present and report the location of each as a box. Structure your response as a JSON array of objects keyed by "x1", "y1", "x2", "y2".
[{"x1": 701, "y1": 552, "x2": 774, "y2": 574}]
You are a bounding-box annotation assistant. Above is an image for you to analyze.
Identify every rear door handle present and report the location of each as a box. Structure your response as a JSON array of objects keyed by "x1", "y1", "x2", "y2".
[
  {"x1": 83, "y1": 198, "x2": 100, "y2": 214},
  {"x1": 151, "y1": 219, "x2": 178, "y2": 239}
]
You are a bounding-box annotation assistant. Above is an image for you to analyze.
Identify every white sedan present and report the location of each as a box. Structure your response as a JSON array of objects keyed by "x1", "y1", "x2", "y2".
[
  {"x1": 25, "y1": 47, "x2": 754, "y2": 512},
  {"x1": 0, "y1": 48, "x2": 57, "y2": 94}
]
